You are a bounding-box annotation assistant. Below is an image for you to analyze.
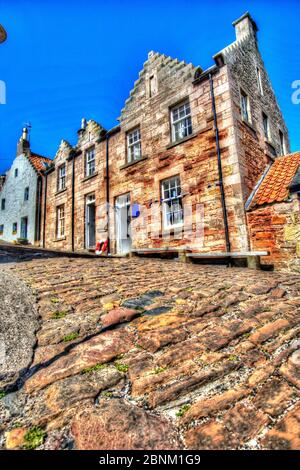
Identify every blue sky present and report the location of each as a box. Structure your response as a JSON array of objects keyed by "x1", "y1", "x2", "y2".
[{"x1": 0, "y1": 0, "x2": 299, "y2": 173}]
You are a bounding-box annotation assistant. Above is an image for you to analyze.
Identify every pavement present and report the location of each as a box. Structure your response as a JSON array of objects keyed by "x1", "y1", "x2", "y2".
[{"x1": 0, "y1": 254, "x2": 300, "y2": 450}]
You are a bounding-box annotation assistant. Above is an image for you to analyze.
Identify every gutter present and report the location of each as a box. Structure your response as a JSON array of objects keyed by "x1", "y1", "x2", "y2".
[{"x1": 209, "y1": 72, "x2": 231, "y2": 257}]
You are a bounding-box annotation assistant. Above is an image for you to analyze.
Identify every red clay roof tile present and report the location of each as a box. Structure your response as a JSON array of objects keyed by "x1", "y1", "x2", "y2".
[
  {"x1": 28, "y1": 152, "x2": 52, "y2": 174},
  {"x1": 250, "y1": 152, "x2": 300, "y2": 208}
]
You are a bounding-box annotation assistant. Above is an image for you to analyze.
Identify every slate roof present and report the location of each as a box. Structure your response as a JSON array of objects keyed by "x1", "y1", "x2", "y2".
[{"x1": 248, "y1": 152, "x2": 300, "y2": 209}]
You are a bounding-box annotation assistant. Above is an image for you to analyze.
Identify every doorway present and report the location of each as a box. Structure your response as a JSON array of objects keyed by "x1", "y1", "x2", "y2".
[
  {"x1": 20, "y1": 216, "x2": 28, "y2": 239},
  {"x1": 115, "y1": 193, "x2": 131, "y2": 254},
  {"x1": 85, "y1": 194, "x2": 96, "y2": 249}
]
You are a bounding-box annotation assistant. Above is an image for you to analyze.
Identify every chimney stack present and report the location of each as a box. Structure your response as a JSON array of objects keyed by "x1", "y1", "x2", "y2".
[
  {"x1": 17, "y1": 127, "x2": 30, "y2": 156},
  {"x1": 233, "y1": 12, "x2": 258, "y2": 42},
  {"x1": 81, "y1": 118, "x2": 87, "y2": 130}
]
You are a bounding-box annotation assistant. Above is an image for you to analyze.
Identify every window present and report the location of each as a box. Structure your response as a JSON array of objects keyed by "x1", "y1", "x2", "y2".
[
  {"x1": 257, "y1": 67, "x2": 263, "y2": 95},
  {"x1": 85, "y1": 148, "x2": 96, "y2": 177},
  {"x1": 170, "y1": 100, "x2": 192, "y2": 142},
  {"x1": 279, "y1": 130, "x2": 286, "y2": 156},
  {"x1": 127, "y1": 128, "x2": 142, "y2": 163},
  {"x1": 0, "y1": 225, "x2": 3, "y2": 236},
  {"x1": 12, "y1": 222, "x2": 17, "y2": 235},
  {"x1": 161, "y1": 176, "x2": 183, "y2": 228},
  {"x1": 58, "y1": 164, "x2": 66, "y2": 191},
  {"x1": 24, "y1": 186, "x2": 29, "y2": 201},
  {"x1": 241, "y1": 90, "x2": 251, "y2": 123},
  {"x1": 1, "y1": 198, "x2": 5, "y2": 210},
  {"x1": 262, "y1": 113, "x2": 269, "y2": 140},
  {"x1": 14, "y1": 168, "x2": 18, "y2": 177},
  {"x1": 56, "y1": 205, "x2": 65, "y2": 238},
  {"x1": 149, "y1": 75, "x2": 157, "y2": 97}
]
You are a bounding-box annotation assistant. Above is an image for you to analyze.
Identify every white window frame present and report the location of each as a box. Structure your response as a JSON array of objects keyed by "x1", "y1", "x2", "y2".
[
  {"x1": 241, "y1": 90, "x2": 251, "y2": 124},
  {"x1": 262, "y1": 112, "x2": 269, "y2": 140},
  {"x1": 85, "y1": 148, "x2": 96, "y2": 177},
  {"x1": 161, "y1": 176, "x2": 184, "y2": 229},
  {"x1": 58, "y1": 164, "x2": 66, "y2": 191},
  {"x1": 56, "y1": 205, "x2": 65, "y2": 238},
  {"x1": 170, "y1": 100, "x2": 192, "y2": 142},
  {"x1": 279, "y1": 130, "x2": 286, "y2": 156},
  {"x1": 127, "y1": 128, "x2": 142, "y2": 163},
  {"x1": 257, "y1": 67, "x2": 264, "y2": 96}
]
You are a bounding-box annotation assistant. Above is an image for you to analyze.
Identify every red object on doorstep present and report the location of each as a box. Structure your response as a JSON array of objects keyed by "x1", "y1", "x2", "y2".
[{"x1": 95, "y1": 239, "x2": 108, "y2": 255}]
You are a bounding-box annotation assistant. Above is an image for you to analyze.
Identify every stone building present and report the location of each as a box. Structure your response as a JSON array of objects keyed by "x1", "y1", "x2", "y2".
[
  {"x1": 42, "y1": 12, "x2": 290, "y2": 262},
  {"x1": 0, "y1": 129, "x2": 51, "y2": 244},
  {"x1": 247, "y1": 152, "x2": 300, "y2": 272}
]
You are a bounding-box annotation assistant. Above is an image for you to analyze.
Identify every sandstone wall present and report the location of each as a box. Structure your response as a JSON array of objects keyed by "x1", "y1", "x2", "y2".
[{"x1": 247, "y1": 195, "x2": 300, "y2": 272}]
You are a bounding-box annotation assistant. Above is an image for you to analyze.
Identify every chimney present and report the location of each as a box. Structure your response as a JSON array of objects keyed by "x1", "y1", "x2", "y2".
[
  {"x1": 233, "y1": 12, "x2": 258, "y2": 42},
  {"x1": 81, "y1": 118, "x2": 87, "y2": 130},
  {"x1": 17, "y1": 127, "x2": 30, "y2": 156}
]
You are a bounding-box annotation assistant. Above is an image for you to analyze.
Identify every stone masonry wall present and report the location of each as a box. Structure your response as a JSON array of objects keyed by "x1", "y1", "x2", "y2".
[
  {"x1": 247, "y1": 195, "x2": 300, "y2": 272},
  {"x1": 107, "y1": 52, "x2": 249, "y2": 254},
  {"x1": 224, "y1": 16, "x2": 290, "y2": 201}
]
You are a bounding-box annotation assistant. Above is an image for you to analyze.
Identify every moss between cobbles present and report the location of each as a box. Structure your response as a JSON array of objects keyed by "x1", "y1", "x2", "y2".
[
  {"x1": 0, "y1": 390, "x2": 6, "y2": 399},
  {"x1": 50, "y1": 297, "x2": 60, "y2": 304},
  {"x1": 81, "y1": 364, "x2": 107, "y2": 374},
  {"x1": 63, "y1": 332, "x2": 79, "y2": 342},
  {"x1": 52, "y1": 311, "x2": 68, "y2": 319},
  {"x1": 176, "y1": 404, "x2": 191, "y2": 418},
  {"x1": 114, "y1": 362, "x2": 129, "y2": 373},
  {"x1": 23, "y1": 427, "x2": 47, "y2": 450},
  {"x1": 150, "y1": 366, "x2": 167, "y2": 375}
]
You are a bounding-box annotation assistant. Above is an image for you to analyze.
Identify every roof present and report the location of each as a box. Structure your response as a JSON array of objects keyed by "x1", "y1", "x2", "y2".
[
  {"x1": 28, "y1": 152, "x2": 52, "y2": 174},
  {"x1": 248, "y1": 152, "x2": 300, "y2": 209}
]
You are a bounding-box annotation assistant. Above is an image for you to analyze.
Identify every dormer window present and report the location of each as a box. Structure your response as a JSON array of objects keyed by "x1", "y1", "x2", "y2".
[
  {"x1": 85, "y1": 148, "x2": 96, "y2": 177},
  {"x1": 58, "y1": 164, "x2": 66, "y2": 191},
  {"x1": 170, "y1": 100, "x2": 192, "y2": 142},
  {"x1": 127, "y1": 127, "x2": 142, "y2": 163}
]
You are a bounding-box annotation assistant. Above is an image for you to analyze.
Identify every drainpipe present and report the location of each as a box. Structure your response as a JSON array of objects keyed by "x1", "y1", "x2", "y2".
[
  {"x1": 71, "y1": 153, "x2": 75, "y2": 252},
  {"x1": 35, "y1": 176, "x2": 42, "y2": 243},
  {"x1": 42, "y1": 173, "x2": 47, "y2": 248},
  {"x1": 106, "y1": 134, "x2": 110, "y2": 254},
  {"x1": 209, "y1": 73, "x2": 231, "y2": 257}
]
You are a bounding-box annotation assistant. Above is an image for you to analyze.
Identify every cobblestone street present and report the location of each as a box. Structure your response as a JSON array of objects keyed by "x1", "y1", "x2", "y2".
[{"x1": 1, "y1": 254, "x2": 300, "y2": 450}]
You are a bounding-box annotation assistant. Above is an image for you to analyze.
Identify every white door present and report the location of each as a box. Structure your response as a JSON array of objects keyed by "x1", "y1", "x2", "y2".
[
  {"x1": 115, "y1": 193, "x2": 131, "y2": 254},
  {"x1": 85, "y1": 194, "x2": 96, "y2": 249}
]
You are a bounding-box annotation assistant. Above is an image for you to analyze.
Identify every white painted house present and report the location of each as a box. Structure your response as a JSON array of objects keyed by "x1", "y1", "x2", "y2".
[{"x1": 0, "y1": 129, "x2": 51, "y2": 244}]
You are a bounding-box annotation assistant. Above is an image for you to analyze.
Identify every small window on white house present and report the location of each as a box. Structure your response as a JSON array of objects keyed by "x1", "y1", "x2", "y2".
[
  {"x1": 24, "y1": 187, "x2": 29, "y2": 201},
  {"x1": 241, "y1": 90, "x2": 251, "y2": 124},
  {"x1": 279, "y1": 130, "x2": 286, "y2": 156},
  {"x1": 0, "y1": 224, "x2": 3, "y2": 236},
  {"x1": 56, "y1": 205, "x2": 65, "y2": 238},
  {"x1": 161, "y1": 176, "x2": 183, "y2": 228},
  {"x1": 170, "y1": 100, "x2": 192, "y2": 142},
  {"x1": 257, "y1": 67, "x2": 263, "y2": 95},
  {"x1": 1, "y1": 198, "x2": 5, "y2": 210},
  {"x1": 127, "y1": 127, "x2": 142, "y2": 163},
  {"x1": 14, "y1": 168, "x2": 18, "y2": 177},
  {"x1": 85, "y1": 148, "x2": 96, "y2": 177},
  {"x1": 262, "y1": 112, "x2": 269, "y2": 140},
  {"x1": 12, "y1": 222, "x2": 17, "y2": 235},
  {"x1": 58, "y1": 164, "x2": 66, "y2": 191}
]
